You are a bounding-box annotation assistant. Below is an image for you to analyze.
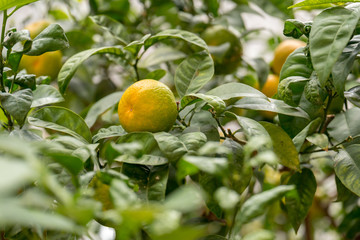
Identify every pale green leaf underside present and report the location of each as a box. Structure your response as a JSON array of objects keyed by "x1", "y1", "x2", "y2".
[
  {"x1": 0, "y1": 0, "x2": 38, "y2": 11},
  {"x1": 290, "y1": 0, "x2": 360, "y2": 9}
]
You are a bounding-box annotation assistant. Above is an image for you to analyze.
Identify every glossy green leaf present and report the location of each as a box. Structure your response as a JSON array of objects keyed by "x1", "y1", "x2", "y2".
[
  {"x1": 306, "y1": 133, "x2": 329, "y2": 149},
  {"x1": 179, "y1": 132, "x2": 207, "y2": 154},
  {"x1": 92, "y1": 125, "x2": 126, "y2": 143},
  {"x1": 45, "y1": 152, "x2": 84, "y2": 176},
  {"x1": 181, "y1": 93, "x2": 226, "y2": 114},
  {"x1": 116, "y1": 154, "x2": 168, "y2": 166},
  {"x1": 309, "y1": 6, "x2": 360, "y2": 86},
  {"x1": 345, "y1": 85, "x2": 360, "y2": 107},
  {"x1": 124, "y1": 34, "x2": 151, "y2": 56},
  {"x1": 89, "y1": 15, "x2": 128, "y2": 45},
  {"x1": 279, "y1": 47, "x2": 312, "y2": 81},
  {"x1": 26, "y1": 24, "x2": 69, "y2": 56},
  {"x1": 31, "y1": 85, "x2": 65, "y2": 108},
  {"x1": 85, "y1": 91, "x2": 123, "y2": 128},
  {"x1": 7, "y1": 74, "x2": 36, "y2": 90},
  {"x1": 233, "y1": 97, "x2": 309, "y2": 119},
  {"x1": 28, "y1": 106, "x2": 92, "y2": 143},
  {"x1": 175, "y1": 51, "x2": 214, "y2": 98},
  {"x1": 261, "y1": 121, "x2": 301, "y2": 171},
  {"x1": 231, "y1": 185, "x2": 295, "y2": 237},
  {"x1": 0, "y1": 88, "x2": 32, "y2": 125},
  {"x1": 285, "y1": 168, "x2": 317, "y2": 232},
  {"x1": 328, "y1": 108, "x2": 360, "y2": 143},
  {"x1": 138, "y1": 46, "x2": 186, "y2": 68},
  {"x1": 333, "y1": 35, "x2": 360, "y2": 97},
  {"x1": 145, "y1": 29, "x2": 208, "y2": 51},
  {"x1": 207, "y1": 82, "x2": 267, "y2": 100},
  {"x1": 334, "y1": 144, "x2": 360, "y2": 196},
  {"x1": 153, "y1": 132, "x2": 187, "y2": 162},
  {"x1": 121, "y1": 163, "x2": 169, "y2": 201},
  {"x1": 292, "y1": 118, "x2": 322, "y2": 151},
  {"x1": 290, "y1": 0, "x2": 360, "y2": 9},
  {"x1": 145, "y1": 69, "x2": 166, "y2": 80},
  {"x1": 58, "y1": 46, "x2": 124, "y2": 94},
  {"x1": 0, "y1": 0, "x2": 38, "y2": 11},
  {"x1": 230, "y1": 113, "x2": 270, "y2": 140}
]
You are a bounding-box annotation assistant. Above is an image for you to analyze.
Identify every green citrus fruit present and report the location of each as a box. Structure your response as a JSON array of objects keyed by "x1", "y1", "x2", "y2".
[
  {"x1": 118, "y1": 79, "x2": 178, "y2": 132},
  {"x1": 272, "y1": 39, "x2": 306, "y2": 75},
  {"x1": 19, "y1": 20, "x2": 63, "y2": 79},
  {"x1": 201, "y1": 25, "x2": 242, "y2": 75}
]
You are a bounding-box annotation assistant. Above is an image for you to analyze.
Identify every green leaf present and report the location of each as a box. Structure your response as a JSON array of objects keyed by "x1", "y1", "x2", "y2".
[
  {"x1": 121, "y1": 164, "x2": 169, "y2": 201},
  {"x1": 89, "y1": 15, "x2": 128, "y2": 45},
  {"x1": 260, "y1": 121, "x2": 301, "y2": 171},
  {"x1": 28, "y1": 106, "x2": 92, "y2": 143},
  {"x1": 345, "y1": 85, "x2": 360, "y2": 107},
  {"x1": 233, "y1": 97, "x2": 310, "y2": 119},
  {"x1": 3, "y1": 29, "x2": 32, "y2": 53},
  {"x1": 306, "y1": 133, "x2": 329, "y2": 149},
  {"x1": 58, "y1": 46, "x2": 124, "y2": 94},
  {"x1": 7, "y1": 74, "x2": 36, "y2": 90},
  {"x1": 180, "y1": 156, "x2": 228, "y2": 175},
  {"x1": 0, "y1": 88, "x2": 32, "y2": 125},
  {"x1": 85, "y1": 91, "x2": 123, "y2": 128},
  {"x1": 26, "y1": 24, "x2": 69, "y2": 56},
  {"x1": 145, "y1": 69, "x2": 166, "y2": 80},
  {"x1": 252, "y1": 0, "x2": 294, "y2": 20},
  {"x1": 179, "y1": 132, "x2": 207, "y2": 154},
  {"x1": 92, "y1": 125, "x2": 126, "y2": 143},
  {"x1": 231, "y1": 185, "x2": 295, "y2": 237},
  {"x1": 145, "y1": 29, "x2": 208, "y2": 51},
  {"x1": 328, "y1": 108, "x2": 360, "y2": 143},
  {"x1": 0, "y1": 0, "x2": 38, "y2": 11},
  {"x1": 164, "y1": 184, "x2": 205, "y2": 213},
  {"x1": 45, "y1": 151, "x2": 84, "y2": 176},
  {"x1": 117, "y1": 154, "x2": 168, "y2": 166},
  {"x1": 181, "y1": 93, "x2": 226, "y2": 114},
  {"x1": 309, "y1": 6, "x2": 360, "y2": 86},
  {"x1": 214, "y1": 187, "x2": 240, "y2": 210},
  {"x1": 230, "y1": 113, "x2": 270, "y2": 140},
  {"x1": 0, "y1": 200, "x2": 81, "y2": 234},
  {"x1": 124, "y1": 34, "x2": 151, "y2": 56},
  {"x1": 31, "y1": 84, "x2": 65, "y2": 108},
  {"x1": 138, "y1": 46, "x2": 186, "y2": 68},
  {"x1": 292, "y1": 118, "x2": 322, "y2": 152},
  {"x1": 279, "y1": 47, "x2": 312, "y2": 81},
  {"x1": 290, "y1": 0, "x2": 360, "y2": 9},
  {"x1": 285, "y1": 168, "x2": 317, "y2": 232},
  {"x1": 0, "y1": 158, "x2": 37, "y2": 195},
  {"x1": 175, "y1": 51, "x2": 214, "y2": 98},
  {"x1": 334, "y1": 144, "x2": 360, "y2": 196},
  {"x1": 332, "y1": 35, "x2": 360, "y2": 98},
  {"x1": 207, "y1": 82, "x2": 267, "y2": 100},
  {"x1": 153, "y1": 132, "x2": 188, "y2": 162}
]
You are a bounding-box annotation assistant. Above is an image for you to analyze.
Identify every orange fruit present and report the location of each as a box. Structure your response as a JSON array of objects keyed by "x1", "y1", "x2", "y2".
[
  {"x1": 260, "y1": 74, "x2": 280, "y2": 119},
  {"x1": 19, "y1": 20, "x2": 63, "y2": 79},
  {"x1": 272, "y1": 39, "x2": 306, "y2": 75},
  {"x1": 201, "y1": 25, "x2": 242, "y2": 75},
  {"x1": 118, "y1": 79, "x2": 178, "y2": 133},
  {"x1": 261, "y1": 74, "x2": 279, "y2": 98}
]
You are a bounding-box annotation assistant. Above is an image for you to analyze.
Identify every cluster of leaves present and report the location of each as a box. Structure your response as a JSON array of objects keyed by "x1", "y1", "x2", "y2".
[{"x1": 2, "y1": 0, "x2": 360, "y2": 240}]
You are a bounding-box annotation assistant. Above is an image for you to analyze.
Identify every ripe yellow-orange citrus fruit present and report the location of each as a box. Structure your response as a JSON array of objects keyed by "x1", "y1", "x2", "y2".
[
  {"x1": 19, "y1": 20, "x2": 63, "y2": 79},
  {"x1": 118, "y1": 79, "x2": 178, "y2": 133},
  {"x1": 261, "y1": 74, "x2": 280, "y2": 119},
  {"x1": 201, "y1": 25, "x2": 242, "y2": 75},
  {"x1": 272, "y1": 39, "x2": 306, "y2": 75},
  {"x1": 261, "y1": 74, "x2": 279, "y2": 98}
]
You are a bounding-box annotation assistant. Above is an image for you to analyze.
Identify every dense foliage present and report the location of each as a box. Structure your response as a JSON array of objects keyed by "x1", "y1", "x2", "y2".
[{"x1": 1, "y1": 0, "x2": 360, "y2": 239}]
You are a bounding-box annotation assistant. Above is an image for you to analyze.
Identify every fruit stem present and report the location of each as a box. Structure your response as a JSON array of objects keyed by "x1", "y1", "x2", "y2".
[{"x1": 0, "y1": 9, "x2": 8, "y2": 92}]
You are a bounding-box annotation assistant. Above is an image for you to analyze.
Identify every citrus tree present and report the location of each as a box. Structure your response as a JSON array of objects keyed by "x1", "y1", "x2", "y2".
[{"x1": 1, "y1": 0, "x2": 360, "y2": 240}]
